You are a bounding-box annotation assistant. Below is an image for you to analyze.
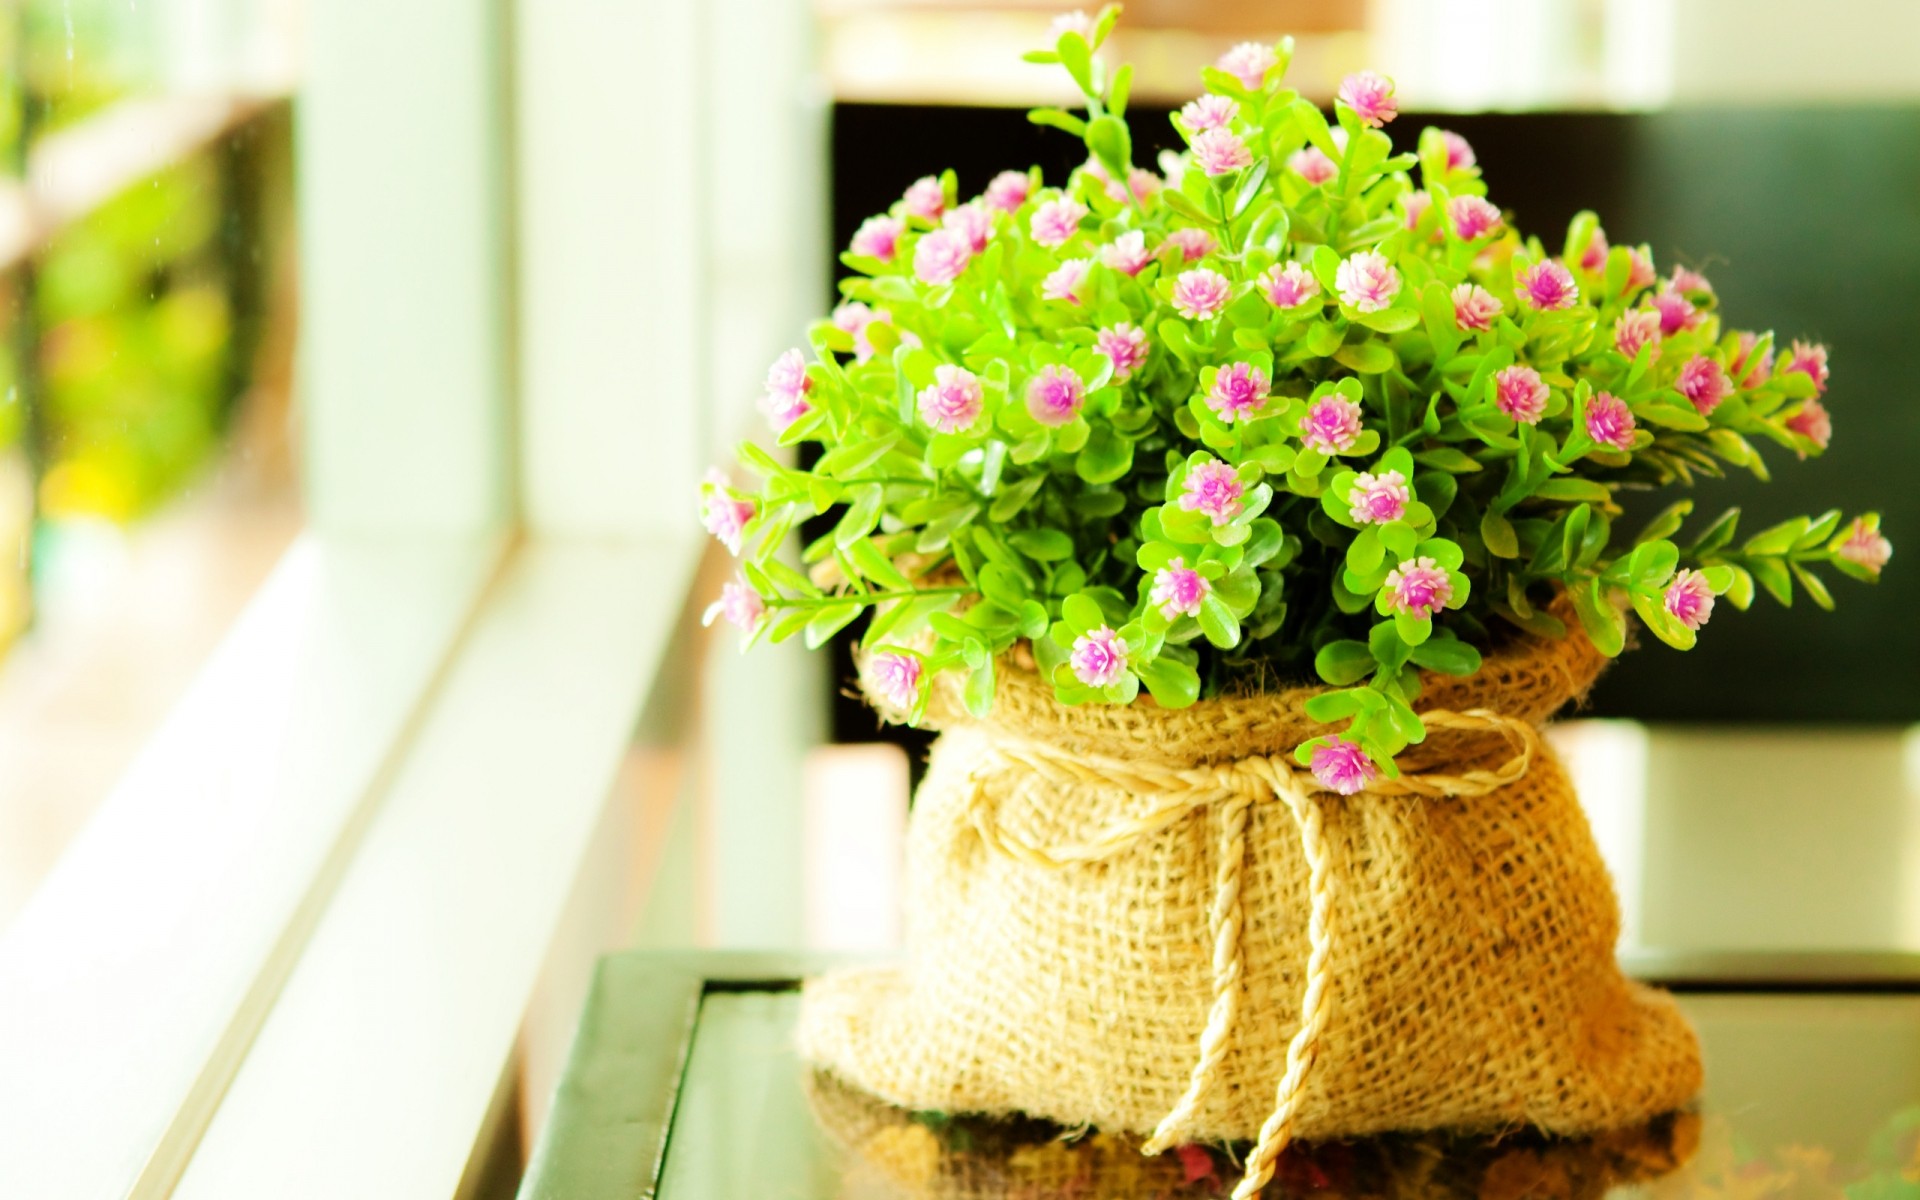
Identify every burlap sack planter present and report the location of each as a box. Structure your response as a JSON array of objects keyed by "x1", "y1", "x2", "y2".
[{"x1": 799, "y1": 626, "x2": 1702, "y2": 1196}]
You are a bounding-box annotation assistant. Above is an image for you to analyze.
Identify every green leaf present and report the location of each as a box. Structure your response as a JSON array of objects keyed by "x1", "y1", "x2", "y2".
[
  {"x1": 804, "y1": 602, "x2": 862, "y2": 650},
  {"x1": 1027, "y1": 106, "x2": 1088, "y2": 137},
  {"x1": 1086, "y1": 115, "x2": 1133, "y2": 180},
  {"x1": 1355, "y1": 306, "x2": 1420, "y2": 334},
  {"x1": 1393, "y1": 611, "x2": 1432, "y2": 647},
  {"x1": 1008, "y1": 528, "x2": 1074, "y2": 561},
  {"x1": 1749, "y1": 556, "x2": 1794, "y2": 607},
  {"x1": 834, "y1": 483, "x2": 885, "y2": 549},
  {"x1": 1413, "y1": 447, "x2": 1483, "y2": 474},
  {"x1": 1743, "y1": 517, "x2": 1810, "y2": 557},
  {"x1": 1571, "y1": 578, "x2": 1626, "y2": 657},
  {"x1": 988, "y1": 475, "x2": 1046, "y2": 523},
  {"x1": 1334, "y1": 342, "x2": 1395, "y2": 374},
  {"x1": 1314, "y1": 639, "x2": 1374, "y2": 686},
  {"x1": 1533, "y1": 478, "x2": 1611, "y2": 504},
  {"x1": 1138, "y1": 654, "x2": 1200, "y2": 708},
  {"x1": 1076, "y1": 425, "x2": 1134, "y2": 483},
  {"x1": 1109, "y1": 62, "x2": 1134, "y2": 115},
  {"x1": 1790, "y1": 562, "x2": 1835, "y2": 610},
  {"x1": 1635, "y1": 499, "x2": 1693, "y2": 545},
  {"x1": 848, "y1": 538, "x2": 913, "y2": 590},
  {"x1": 1408, "y1": 638, "x2": 1482, "y2": 676},
  {"x1": 963, "y1": 657, "x2": 996, "y2": 718},
  {"x1": 1630, "y1": 587, "x2": 1696, "y2": 651},
  {"x1": 1055, "y1": 30, "x2": 1094, "y2": 94},
  {"x1": 1061, "y1": 592, "x2": 1106, "y2": 634},
  {"x1": 1480, "y1": 510, "x2": 1518, "y2": 559},
  {"x1": 1198, "y1": 594, "x2": 1242, "y2": 649},
  {"x1": 1303, "y1": 689, "x2": 1367, "y2": 723}
]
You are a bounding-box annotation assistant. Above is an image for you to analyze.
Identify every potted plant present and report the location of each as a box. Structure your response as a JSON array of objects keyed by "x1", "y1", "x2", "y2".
[{"x1": 699, "y1": 9, "x2": 1892, "y2": 1198}]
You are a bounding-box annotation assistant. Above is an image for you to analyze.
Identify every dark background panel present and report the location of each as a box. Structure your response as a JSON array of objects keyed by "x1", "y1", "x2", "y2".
[{"x1": 827, "y1": 103, "x2": 1920, "y2": 742}]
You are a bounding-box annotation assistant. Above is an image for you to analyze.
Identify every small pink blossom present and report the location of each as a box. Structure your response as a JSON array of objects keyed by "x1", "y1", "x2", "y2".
[
  {"x1": 1261, "y1": 261, "x2": 1321, "y2": 309},
  {"x1": 868, "y1": 650, "x2": 925, "y2": 710},
  {"x1": 1448, "y1": 194, "x2": 1502, "y2": 241},
  {"x1": 1149, "y1": 557, "x2": 1211, "y2": 620},
  {"x1": 1786, "y1": 398, "x2": 1832, "y2": 451},
  {"x1": 1384, "y1": 556, "x2": 1454, "y2": 618},
  {"x1": 832, "y1": 301, "x2": 878, "y2": 362},
  {"x1": 942, "y1": 202, "x2": 993, "y2": 252},
  {"x1": 1614, "y1": 308, "x2": 1662, "y2": 361},
  {"x1": 1784, "y1": 340, "x2": 1830, "y2": 394},
  {"x1": 1668, "y1": 266, "x2": 1713, "y2": 295},
  {"x1": 1402, "y1": 190, "x2": 1432, "y2": 230},
  {"x1": 1095, "y1": 322, "x2": 1149, "y2": 382},
  {"x1": 1126, "y1": 168, "x2": 1163, "y2": 203},
  {"x1": 1191, "y1": 127, "x2": 1253, "y2": 176},
  {"x1": 1579, "y1": 228, "x2": 1609, "y2": 273},
  {"x1": 1287, "y1": 145, "x2": 1337, "y2": 185},
  {"x1": 1731, "y1": 332, "x2": 1775, "y2": 389},
  {"x1": 850, "y1": 215, "x2": 904, "y2": 262},
  {"x1": 1050, "y1": 9, "x2": 1095, "y2": 39},
  {"x1": 1516, "y1": 260, "x2": 1579, "y2": 310},
  {"x1": 1069, "y1": 625, "x2": 1131, "y2": 688},
  {"x1": 1102, "y1": 231, "x2": 1152, "y2": 276},
  {"x1": 1180, "y1": 93, "x2": 1239, "y2": 132},
  {"x1": 703, "y1": 578, "x2": 766, "y2": 633},
  {"x1": 1026, "y1": 363, "x2": 1087, "y2": 426},
  {"x1": 1310, "y1": 737, "x2": 1379, "y2": 796},
  {"x1": 1676, "y1": 355, "x2": 1732, "y2": 416},
  {"x1": 1301, "y1": 396, "x2": 1365, "y2": 455},
  {"x1": 913, "y1": 229, "x2": 972, "y2": 286},
  {"x1": 1836, "y1": 517, "x2": 1892, "y2": 576},
  {"x1": 1179, "y1": 459, "x2": 1246, "y2": 525},
  {"x1": 1348, "y1": 469, "x2": 1410, "y2": 525},
  {"x1": 1494, "y1": 365, "x2": 1548, "y2": 425},
  {"x1": 1335, "y1": 250, "x2": 1401, "y2": 312},
  {"x1": 1337, "y1": 70, "x2": 1398, "y2": 127},
  {"x1": 902, "y1": 175, "x2": 945, "y2": 220},
  {"x1": 1650, "y1": 287, "x2": 1697, "y2": 335},
  {"x1": 1585, "y1": 390, "x2": 1637, "y2": 450},
  {"x1": 1041, "y1": 257, "x2": 1093, "y2": 304},
  {"x1": 1452, "y1": 283, "x2": 1502, "y2": 332},
  {"x1": 700, "y1": 469, "x2": 756, "y2": 555},
  {"x1": 983, "y1": 170, "x2": 1031, "y2": 213},
  {"x1": 1663, "y1": 569, "x2": 1715, "y2": 631},
  {"x1": 1206, "y1": 361, "x2": 1271, "y2": 423},
  {"x1": 1626, "y1": 246, "x2": 1657, "y2": 292},
  {"x1": 1171, "y1": 267, "x2": 1232, "y2": 320},
  {"x1": 763, "y1": 348, "x2": 813, "y2": 429},
  {"x1": 917, "y1": 364, "x2": 984, "y2": 433},
  {"x1": 1029, "y1": 197, "x2": 1088, "y2": 248},
  {"x1": 1439, "y1": 130, "x2": 1476, "y2": 171},
  {"x1": 1165, "y1": 227, "x2": 1216, "y2": 261},
  {"x1": 1217, "y1": 41, "x2": 1277, "y2": 91}
]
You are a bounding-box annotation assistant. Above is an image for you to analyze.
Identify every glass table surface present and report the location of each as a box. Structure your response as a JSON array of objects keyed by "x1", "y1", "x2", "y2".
[{"x1": 521, "y1": 953, "x2": 1920, "y2": 1200}]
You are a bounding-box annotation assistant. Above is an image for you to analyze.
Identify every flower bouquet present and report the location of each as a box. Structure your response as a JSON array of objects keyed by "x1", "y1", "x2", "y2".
[{"x1": 700, "y1": 9, "x2": 1892, "y2": 1198}]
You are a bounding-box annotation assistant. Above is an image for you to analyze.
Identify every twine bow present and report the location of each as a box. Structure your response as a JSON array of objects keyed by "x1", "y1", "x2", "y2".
[{"x1": 962, "y1": 708, "x2": 1540, "y2": 1200}]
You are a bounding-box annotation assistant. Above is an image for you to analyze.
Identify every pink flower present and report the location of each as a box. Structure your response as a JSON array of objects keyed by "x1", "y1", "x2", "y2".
[
  {"x1": 1439, "y1": 130, "x2": 1476, "y2": 171},
  {"x1": 1026, "y1": 363, "x2": 1087, "y2": 426},
  {"x1": 983, "y1": 170, "x2": 1031, "y2": 213},
  {"x1": 850, "y1": 215, "x2": 904, "y2": 262},
  {"x1": 1171, "y1": 267, "x2": 1232, "y2": 320},
  {"x1": 1384, "y1": 556, "x2": 1454, "y2": 618},
  {"x1": 700, "y1": 469, "x2": 756, "y2": 555},
  {"x1": 1579, "y1": 228, "x2": 1609, "y2": 273},
  {"x1": 1206, "y1": 361, "x2": 1271, "y2": 423},
  {"x1": 1784, "y1": 340, "x2": 1830, "y2": 393},
  {"x1": 1585, "y1": 390, "x2": 1636, "y2": 450},
  {"x1": 1310, "y1": 737, "x2": 1379, "y2": 796},
  {"x1": 1180, "y1": 93, "x2": 1239, "y2": 131},
  {"x1": 1447, "y1": 195, "x2": 1502, "y2": 241},
  {"x1": 1676, "y1": 355, "x2": 1732, "y2": 415},
  {"x1": 1095, "y1": 322, "x2": 1149, "y2": 382},
  {"x1": 1402, "y1": 190, "x2": 1433, "y2": 230},
  {"x1": 1614, "y1": 308, "x2": 1662, "y2": 361},
  {"x1": 1337, "y1": 70, "x2": 1398, "y2": 127},
  {"x1": 913, "y1": 229, "x2": 972, "y2": 286},
  {"x1": 1217, "y1": 41, "x2": 1277, "y2": 91},
  {"x1": 1786, "y1": 398, "x2": 1832, "y2": 451},
  {"x1": 942, "y1": 202, "x2": 993, "y2": 252},
  {"x1": 1301, "y1": 396, "x2": 1365, "y2": 455},
  {"x1": 703, "y1": 578, "x2": 766, "y2": 633},
  {"x1": 832, "y1": 301, "x2": 878, "y2": 361},
  {"x1": 1069, "y1": 626, "x2": 1131, "y2": 688},
  {"x1": 763, "y1": 348, "x2": 813, "y2": 429},
  {"x1": 1663, "y1": 569, "x2": 1715, "y2": 631},
  {"x1": 1287, "y1": 146, "x2": 1337, "y2": 185},
  {"x1": 1650, "y1": 287, "x2": 1697, "y2": 335},
  {"x1": 1165, "y1": 227, "x2": 1216, "y2": 261},
  {"x1": 1516, "y1": 260, "x2": 1579, "y2": 310},
  {"x1": 1102, "y1": 231, "x2": 1152, "y2": 276},
  {"x1": 1127, "y1": 168, "x2": 1163, "y2": 203},
  {"x1": 1348, "y1": 469, "x2": 1410, "y2": 525},
  {"x1": 1452, "y1": 283, "x2": 1502, "y2": 331},
  {"x1": 1668, "y1": 266, "x2": 1713, "y2": 295},
  {"x1": 1836, "y1": 517, "x2": 1892, "y2": 576},
  {"x1": 868, "y1": 650, "x2": 924, "y2": 710},
  {"x1": 1191, "y1": 127, "x2": 1253, "y2": 176},
  {"x1": 1041, "y1": 257, "x2": 1093, "y2": 304},
  {"x1": 903, "y1": 175, "x2": 945, "y2": 220},
  {"x1": 1178, "y1": 459, "x2": 1246, "y2": 524},
  {"x1": 1731, "y1": 332, "x2": 1774, "y2": 389},
  {"x1": 1494, "y1": 365, "x2": 1549, "y2": 425},
  {"x1": 1626, "y1": 246, "x2": 1657, "y2": 292},
  {"x1": 1149, "y1": 557, "x2": 1211, "y2": 619},
  {"x1": 1029, "y1": 197, "x2": 1088, "y2": 248},
  {"x1": 917, "y1": 364, "x2": 984, "y2": 433},
  {"x1": 1261, "y1": 261, "x2": 1321, "y2": 309},
  {"x1": 1050, "y1": 9, "x2": 1095, "y2": 39},
  {"x1": 1335, "y1": 250, "x2": 1401, "y2": 312}
]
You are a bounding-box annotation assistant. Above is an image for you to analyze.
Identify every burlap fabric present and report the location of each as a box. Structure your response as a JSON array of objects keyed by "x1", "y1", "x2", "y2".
[{"x1": 798, "y1": 627, "x2": 1702, "y2": 1198}]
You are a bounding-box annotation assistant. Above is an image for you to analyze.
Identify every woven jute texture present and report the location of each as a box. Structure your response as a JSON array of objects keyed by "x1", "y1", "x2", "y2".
[{"x1": 798, "y1": 627, "x2": 1702, "y2": 1198}]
